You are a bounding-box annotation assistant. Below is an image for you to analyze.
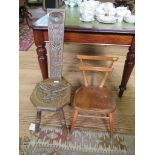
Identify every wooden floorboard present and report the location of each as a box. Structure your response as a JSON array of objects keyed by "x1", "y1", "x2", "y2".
[{"x1": 19, "y1": 43, "x2": 135, "y2": 138}]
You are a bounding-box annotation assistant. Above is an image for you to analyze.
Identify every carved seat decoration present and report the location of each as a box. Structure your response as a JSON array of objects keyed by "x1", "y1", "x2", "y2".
[
  {"x1": 30, "y1": 9, "x2": 71, "y2": 134},
  {"x1": 30, "y1": 78, "x2": 71, "y2": 110}
]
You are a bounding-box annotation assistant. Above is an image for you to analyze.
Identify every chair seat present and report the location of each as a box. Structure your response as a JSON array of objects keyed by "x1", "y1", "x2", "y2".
[
  {"x1": 74, "y1": 86, "x2": 116, "y2": 113},
  {"x1": 30, "y1": 78, "x2": 71, "y2": 111}
]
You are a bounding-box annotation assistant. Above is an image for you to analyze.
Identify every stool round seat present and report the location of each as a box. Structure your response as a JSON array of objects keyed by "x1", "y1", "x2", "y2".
[
  {"x1": 74, "y1": 86, "x2": 116, "y2": 113},
  {"x1": 30, "y1": 78, "x2": 71, "y2": 111}
]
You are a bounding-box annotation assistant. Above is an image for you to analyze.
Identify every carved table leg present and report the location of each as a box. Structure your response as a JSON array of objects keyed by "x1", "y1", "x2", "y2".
[
  {"x1": 33, "y1": 30, "x2": 48, "y2": 80},
  {"x1": 119, "y1": 37, "x2": 135, "y2": 97},
  {"x1": 35, "y1": 111, "x2": 41, "y2": 133}
]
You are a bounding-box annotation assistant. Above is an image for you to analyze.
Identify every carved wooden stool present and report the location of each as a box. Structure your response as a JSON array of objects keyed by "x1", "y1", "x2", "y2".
[
  {"x1": 30, "y1": 9, "x2": 71, "y2": 134},
  {"x1": 30, "y1": 78, "x2": 71, "y2": 133}
]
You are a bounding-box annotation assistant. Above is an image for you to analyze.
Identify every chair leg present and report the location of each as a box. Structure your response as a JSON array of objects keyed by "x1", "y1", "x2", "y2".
[
  {"x1": 59, "y1": 109, "x2": 68, "y2": 137},
  {"x1": 35, "y1": 111, "x2": 41, "y2": 133},
  {"x1": 109, "y1": 113, "x2": 113, "y2": 141},
  {"x1": 25, "y1": 15, "x2": 31, "y2": 28},
  {"x1": 70, "y1": 109, "x2": 79, "y2": 133}
]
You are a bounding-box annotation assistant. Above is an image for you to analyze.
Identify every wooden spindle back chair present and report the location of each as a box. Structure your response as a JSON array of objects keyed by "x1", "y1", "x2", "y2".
[{"x1": 70, "y1": 55, "x2": 118, "y2": 140}]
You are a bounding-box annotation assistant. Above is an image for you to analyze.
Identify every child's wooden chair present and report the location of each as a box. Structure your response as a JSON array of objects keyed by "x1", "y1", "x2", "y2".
[{"x1": 70, "y1": 55, "x2": 118, "y2": 140}]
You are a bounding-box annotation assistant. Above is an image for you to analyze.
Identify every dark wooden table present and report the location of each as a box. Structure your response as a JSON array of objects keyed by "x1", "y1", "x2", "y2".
[{"x1": 32, "y1": 6, "x2": 135, "y2": 97}]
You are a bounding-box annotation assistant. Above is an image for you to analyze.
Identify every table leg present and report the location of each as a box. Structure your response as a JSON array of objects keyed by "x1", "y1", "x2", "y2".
[
  {"x1": 33, "y1": 30, "x2": 48, "y2": 79},
  {"x1": 119, "y1": 37, "x2": 135, "y2": 97}
]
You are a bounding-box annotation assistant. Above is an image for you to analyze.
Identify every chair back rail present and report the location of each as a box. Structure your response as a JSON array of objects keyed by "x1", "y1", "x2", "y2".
[{"x1": 77, "y1": 55, "x2": 118, "y2": 87}]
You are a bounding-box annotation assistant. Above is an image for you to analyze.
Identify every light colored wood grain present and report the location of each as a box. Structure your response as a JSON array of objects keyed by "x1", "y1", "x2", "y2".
[
  {"x1": 79, "y1": 66, "x2": 113, "y2": 72},
  {"x1": 77, "y1": 55, "x2": 118, "y2": 61}
]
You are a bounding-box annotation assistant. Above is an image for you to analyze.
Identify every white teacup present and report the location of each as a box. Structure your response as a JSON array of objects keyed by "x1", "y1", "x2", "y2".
[
  {"x1": 103, "y1": 2, "x2": 114, "y2": 10},
  {"x1": 124, "y1": 15, "x2": 135, "y2": 24},
  {"x1": 77, "y1": 0, "x2": 82, "y2": 5},
  {"x1": 116, "y1": 16, "x2": 123, "y2": 23}
]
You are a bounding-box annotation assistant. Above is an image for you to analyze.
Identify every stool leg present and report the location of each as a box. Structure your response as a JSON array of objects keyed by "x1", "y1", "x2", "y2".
[
  {"x1": 35, "y1": 111, "x2": 41, "y2": 133},
  {"x1": 59, "y1": 109, "x2": 68, "y2": 137},
  {"x1": 109, "y1": 113, "x2": 113, "y2": 141},
  {"x1": 70, "y1": 109, "x2": 79, "y2": 133}
]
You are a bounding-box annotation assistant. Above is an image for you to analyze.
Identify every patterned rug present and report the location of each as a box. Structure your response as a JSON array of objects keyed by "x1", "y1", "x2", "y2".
[
  {"x1": 21, "y1": 126, "x2": 135, "y2": 155},
  {"x1": 19, "y1": 22, "x2": 34, "y2": 51}
]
